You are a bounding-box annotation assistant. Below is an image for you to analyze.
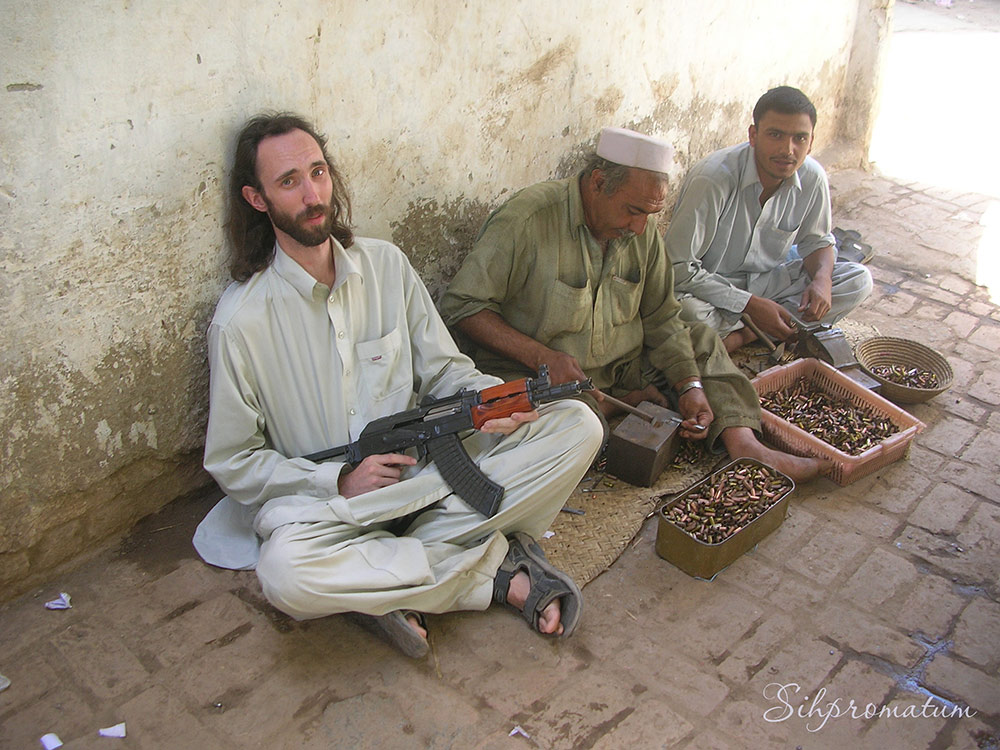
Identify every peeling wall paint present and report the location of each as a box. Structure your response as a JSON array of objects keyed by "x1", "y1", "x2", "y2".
[
  {"x1": 390, "y1": 197, "x2": 493, "y2": 303},
  {"x1": 0, "y1": 0, "x2": 888, "y2": 600}
]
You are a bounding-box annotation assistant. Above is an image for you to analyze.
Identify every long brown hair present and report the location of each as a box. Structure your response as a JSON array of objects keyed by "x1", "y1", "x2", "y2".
[{"x1": 226, "y1": 112, "x2": 354, "y2": 281}]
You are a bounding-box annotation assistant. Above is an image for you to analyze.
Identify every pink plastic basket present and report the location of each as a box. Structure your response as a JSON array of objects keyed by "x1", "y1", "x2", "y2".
[{"x1": 751, "y1": 359, "x2": 925, "y2": 485}]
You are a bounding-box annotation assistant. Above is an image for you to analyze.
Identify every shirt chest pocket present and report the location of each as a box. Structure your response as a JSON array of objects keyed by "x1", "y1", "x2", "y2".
[
  {"x1": 752, "y1": 224, "x2": 797, "y2": 266},
  {"x1": 607, "y1": 272, "x2": 641, "y2": 326},
  {"x1": 537, "y1": 279, "x2": 592, "y2": 342},
  {"x1": 356, "y1": 328, "x2": 412, "y2": 402}
]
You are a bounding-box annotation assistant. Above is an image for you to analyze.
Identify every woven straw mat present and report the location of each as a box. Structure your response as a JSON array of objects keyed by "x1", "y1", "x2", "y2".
[{"x1": 538, "y1": 445, "x2": 719, "y2": 587}]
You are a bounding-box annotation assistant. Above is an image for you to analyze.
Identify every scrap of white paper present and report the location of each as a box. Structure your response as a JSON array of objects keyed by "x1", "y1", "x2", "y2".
[
  {"x1": 40, "y1": 734, "x2": 63, "y2": 749},
  {"x1": 0, "y1": 673, "x2": 10, "y2": 692},
  {"x1": 542, "y1": 530, "x2": 555, "y2": 539},
  {"x1": 44, "y1": 593, "x2": 72, "y2": 610},
  {"x1": 508, "y1": 725, "x2": 531, "y2": 739},
  {"x1": 98, "y1": 722, "x2": 127, "y2": 738}
]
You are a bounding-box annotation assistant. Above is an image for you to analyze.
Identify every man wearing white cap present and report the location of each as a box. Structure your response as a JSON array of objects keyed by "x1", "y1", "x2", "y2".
[
  {"x1": 440, "y1": 127, "x2": 827, "y2": 483},
  {"x1": 664, "y1": 86, "x2": 872, "y2": 351}
]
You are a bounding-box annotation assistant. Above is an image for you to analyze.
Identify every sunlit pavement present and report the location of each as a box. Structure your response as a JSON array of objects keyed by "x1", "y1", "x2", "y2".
[{"x1": 870, "y1": 0, "x2": 1000, "y2": 300}]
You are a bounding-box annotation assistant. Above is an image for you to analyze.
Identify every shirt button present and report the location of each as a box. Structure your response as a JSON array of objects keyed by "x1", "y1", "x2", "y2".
[
  {"x1": 349, "y1": 409, "x2": 356, "y2": 415},
  {"x1": 344, "y1": 370, "x2": 351, "y2": 377},
  {"x1": 338, "y1": 331, "x2": 345, "y2": 339}
]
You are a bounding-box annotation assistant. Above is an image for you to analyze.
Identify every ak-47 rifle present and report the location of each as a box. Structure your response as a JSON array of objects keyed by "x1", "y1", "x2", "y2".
[{"x1": 304, "y1": 365, "x2": 593, "y2": 518}]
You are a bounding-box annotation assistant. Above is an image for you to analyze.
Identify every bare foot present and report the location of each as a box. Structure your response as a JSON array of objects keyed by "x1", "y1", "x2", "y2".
[
  {"x1": 724, "y1": 328, "x2": 758, "y2": 353},
  {"x1": 506, "y1": 570, "x2": 563, "y2": 635},
  {"x1": 720, "y1": 426, "x2": 832, "y2": 482},
  {"x1": 403, "y1": 612, "x2": 427, "y2": 640}
]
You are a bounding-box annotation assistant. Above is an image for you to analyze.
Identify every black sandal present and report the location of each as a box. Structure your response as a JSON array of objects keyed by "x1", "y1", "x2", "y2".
[
  {"x1": 346, "y1": 610, "x2": 429, "y2": 659},
  {"x1": 833, "y1": 227, "x2": 875, "y2": 264},
  {"x1": 493, "y1": 532, "x2": 583, "y2": 637}
]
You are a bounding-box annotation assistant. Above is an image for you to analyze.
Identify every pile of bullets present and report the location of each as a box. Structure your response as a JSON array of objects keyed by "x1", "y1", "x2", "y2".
[
  {"x1": 870, "y1": 364, "x2": 939, "y2": 389},
  {"x1": 672, "y1": 439, "x2": 706, "y2": 467},
  {"x1": 662, "y1": 462, "x2": 792, "y2": 545},
  {"x1": 760, "y1": 376, "x2": 897, "y2": 455}
]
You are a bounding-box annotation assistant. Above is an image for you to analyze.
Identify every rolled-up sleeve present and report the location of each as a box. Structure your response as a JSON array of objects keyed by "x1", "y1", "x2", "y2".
[{"x1": 791, "y1": 171, "x2": 835, "y2": 258}]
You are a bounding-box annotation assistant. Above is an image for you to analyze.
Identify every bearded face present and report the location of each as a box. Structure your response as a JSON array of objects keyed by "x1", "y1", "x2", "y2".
[{"x1": 263, "y1": 192, "x2": 334, "y2": 248}]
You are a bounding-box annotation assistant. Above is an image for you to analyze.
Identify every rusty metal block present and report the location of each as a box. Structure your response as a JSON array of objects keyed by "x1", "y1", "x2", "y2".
[{"x1": 604, "y1": 402, "x2": 681, "y2": 487}]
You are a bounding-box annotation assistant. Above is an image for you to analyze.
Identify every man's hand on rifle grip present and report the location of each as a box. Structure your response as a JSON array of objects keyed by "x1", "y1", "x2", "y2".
[
  {"x1": 535, "y1": 348, "x2": 590, "y2": 389},
  {"x1": 338, "y1": 453, "x2": 417, "y2": 498}
]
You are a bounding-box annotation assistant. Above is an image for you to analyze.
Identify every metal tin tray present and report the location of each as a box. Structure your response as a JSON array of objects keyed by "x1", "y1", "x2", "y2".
[{"x1": 655, "y1": 458, "x2": 794, "y2": 579}]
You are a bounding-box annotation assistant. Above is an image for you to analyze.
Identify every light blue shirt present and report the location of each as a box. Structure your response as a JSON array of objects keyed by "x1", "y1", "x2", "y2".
[{"x1": 664, "y1": 142, "x2": 836, "y2": 313}]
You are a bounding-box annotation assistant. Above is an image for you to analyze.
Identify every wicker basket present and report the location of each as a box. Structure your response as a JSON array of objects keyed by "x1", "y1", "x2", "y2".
[
  {"x1": 854, "y1": 337, "x2": 953, "y2": 404},
  {"x1": 751, "y1": 358, "x2": 925, "y2": 486}
]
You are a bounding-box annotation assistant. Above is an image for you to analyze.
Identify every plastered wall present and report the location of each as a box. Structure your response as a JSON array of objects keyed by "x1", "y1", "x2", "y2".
[{"x1": 0, "y1": 0, "x2": 891, "y2": 599}]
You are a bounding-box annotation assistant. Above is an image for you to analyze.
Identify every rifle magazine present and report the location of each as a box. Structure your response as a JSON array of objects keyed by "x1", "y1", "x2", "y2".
[{"x1": 426, "y1": 434, "x2": 505, "y2": 517}]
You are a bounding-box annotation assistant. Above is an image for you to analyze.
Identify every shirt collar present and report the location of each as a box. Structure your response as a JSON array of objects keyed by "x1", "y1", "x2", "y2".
[
  {"x1": 568, "y1": 174, "x2": 588, "y2": 240},
  {"x1": 330, "y1": 237, "x2": 363, "y2": 294},
  {"x1": 272, "y1": 242, "x2": 319, "y2": 300},
  {"x1": 271, "y1": 237, "x2": 363, "y2": 300}
]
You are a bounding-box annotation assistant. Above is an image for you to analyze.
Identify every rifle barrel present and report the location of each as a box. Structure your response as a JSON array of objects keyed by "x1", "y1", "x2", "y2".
[{"x1": 303, "y1": 444, "x2": 349, "y2": 463}]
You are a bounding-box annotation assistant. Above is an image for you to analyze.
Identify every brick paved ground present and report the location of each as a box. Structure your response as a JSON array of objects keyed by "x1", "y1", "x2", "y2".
[{"x1": 2, "y1": 167, "x2": 998, "y2": 749}]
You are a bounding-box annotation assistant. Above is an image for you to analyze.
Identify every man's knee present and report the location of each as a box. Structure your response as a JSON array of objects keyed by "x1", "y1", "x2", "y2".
[
  {"x1": 545, "y1": 398, "x2": 606, "y2": 458},
  {"x1": 829, "y1": 261, "x2": 874, "y2": 318},
  {"x1": 834, "y1": 261, "x2": 873, "y2": 292},
  {"x1": 679, "y1": 295, "x2": 741, "y2": 336},
  {"x1": 848, "y1": 263, "x2": 874, "y2": 300},
  {"x1": 256, "y1": 533, "x2": 314, "y2": 619},
  {"x1": 678, "y1": 294, "x2": 715, "y2": 324}
]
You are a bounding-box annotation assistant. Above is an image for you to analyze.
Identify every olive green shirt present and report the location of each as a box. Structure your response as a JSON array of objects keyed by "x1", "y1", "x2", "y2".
[{"x1": 440, "y1": 176, "x2": 700, "y2": 392}]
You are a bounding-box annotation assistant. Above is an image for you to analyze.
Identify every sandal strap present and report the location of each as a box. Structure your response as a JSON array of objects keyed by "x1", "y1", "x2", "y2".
[
  {"x1": 492, "y1": 534, "x2": 528, "y2": 606},
  {"x1": 400, "y1": 610, "x2": 427, "y2": 631},
  {"x1": 345, "y1": 611, "x2": 429, "y2": 659},
  {"x1": 492, "y1": 532, "x2": 583, "y2": 637},
  {"x1": 492, "y1": 564, "x2": 516, "y2": 606},
  {"x1": 521, "y1": 575, "x2": 573, "y2": 630}
]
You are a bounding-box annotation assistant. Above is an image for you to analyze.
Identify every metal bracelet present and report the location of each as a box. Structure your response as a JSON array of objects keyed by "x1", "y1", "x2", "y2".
[{"x1": 677, "y1": 379, "x2": 704, "y2": 396}]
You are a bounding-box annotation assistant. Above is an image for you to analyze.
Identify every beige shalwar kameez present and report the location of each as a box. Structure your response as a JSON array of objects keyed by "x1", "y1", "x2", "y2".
[{"x1": 194, "y1": 237, "x2": 603, "y2": 620}]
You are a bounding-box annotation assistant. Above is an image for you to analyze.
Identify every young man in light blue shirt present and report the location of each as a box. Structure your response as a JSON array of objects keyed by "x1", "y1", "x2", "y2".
[{"x1": 665, "y1": 86, "x2": 872, "y2": 353}]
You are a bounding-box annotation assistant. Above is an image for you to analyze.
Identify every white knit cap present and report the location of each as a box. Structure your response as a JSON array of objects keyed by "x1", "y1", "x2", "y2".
[{"x1": 596, "y1": 127, "x2": 675, "y2": 174}]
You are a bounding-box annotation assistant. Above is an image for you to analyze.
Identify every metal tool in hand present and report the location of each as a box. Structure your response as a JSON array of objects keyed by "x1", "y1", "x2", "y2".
[
  {"x1": 786, "y1": 313, "x2": 881, "y2": 391},
  {"x1": 741, "y1": 313, "x2": 790, "y2": 365},
  {"x1": 740, "y1": 313, "x2": 778, "y2": 352},
  {"x1": 599, "y1": 391, "x2": 704, "y2": 431}
]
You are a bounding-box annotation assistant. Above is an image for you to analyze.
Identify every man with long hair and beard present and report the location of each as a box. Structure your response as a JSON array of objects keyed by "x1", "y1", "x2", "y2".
[{"x1": 194, "y1": 113, "x2": 603, "y2": 657}]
